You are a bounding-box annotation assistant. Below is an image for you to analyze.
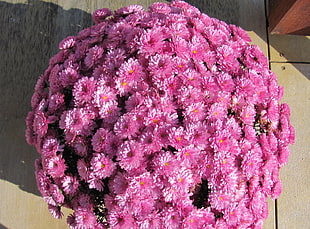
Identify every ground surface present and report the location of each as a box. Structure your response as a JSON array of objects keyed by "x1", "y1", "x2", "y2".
[{"x1": 0, "y1": 1, "x2": 309, "y2": 228}]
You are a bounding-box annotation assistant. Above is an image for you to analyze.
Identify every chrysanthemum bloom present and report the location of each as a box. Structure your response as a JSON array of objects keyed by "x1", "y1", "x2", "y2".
[{"x1": 26, "y1": 1, "x2": 294, "y2": 228}]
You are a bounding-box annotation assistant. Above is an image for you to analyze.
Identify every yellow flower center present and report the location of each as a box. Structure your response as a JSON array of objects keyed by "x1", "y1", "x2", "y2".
[
  {"x1": 139, "y1": 181, "x2": 145, "y2": 185},
  {"x1": 121, "y1": 82, "x2": 127, "y2": 86},
  {"x1": 101, "y1": 164, "x2": 105, "y2": 168},
  {"x1": 185, "y1": 152, "x2": 189, "y2": 156},
  {"x1": 193, "y1": 109, "x2": 198, "y2": 113},
  {"x1": 164, "y1": 162, "x2": 169, "y2": 166},
  {"x1": 178, "y1": 178, "x2": 183, "y2": 182},
  {"x1": 176, "y1": 136, "x2": 182, "y2": 141},
  {"x1": 129, "y1": 70, "x2": 134, "y2": 74},
  {"x1": 192, "y1": 50, "x2": 198, "y2": 54}
]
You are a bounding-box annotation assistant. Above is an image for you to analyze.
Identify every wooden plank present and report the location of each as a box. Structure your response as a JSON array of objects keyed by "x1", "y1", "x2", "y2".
[
  {"x1": 269, "y1": 34, "x2": 310, "y2": 63},
  {"x1": 271, "y1": 63, "x2": 310, "y2": 229},
  {"x1": 264, "y1": 198, "x2": 276, "y2": 229},
  {"x1": 0, "y1": 180, "x2": 72, "y2": 229},
  {"x1": 41, "y1": 0, "x2": 168, "y2": 11},
  {"x1": 0, "y1": 1, "x2": 102, "y2": 228},
  {"x1": 238, "y1": 0, "x2": 269, "y2": 57},
  {"x1": 269, "y1": 0, "x2": 310, "y2": 35}
]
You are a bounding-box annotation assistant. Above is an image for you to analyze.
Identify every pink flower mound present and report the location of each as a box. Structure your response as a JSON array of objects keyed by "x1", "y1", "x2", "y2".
[{"x1": 26, "y1": 1, "x2": 294, "y2": 228}]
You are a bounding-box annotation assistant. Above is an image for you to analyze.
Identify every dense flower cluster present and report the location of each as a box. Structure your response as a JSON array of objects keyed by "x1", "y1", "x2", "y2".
[{"x1": 26, "y1": 1, "x2": 294, "y2": 228}]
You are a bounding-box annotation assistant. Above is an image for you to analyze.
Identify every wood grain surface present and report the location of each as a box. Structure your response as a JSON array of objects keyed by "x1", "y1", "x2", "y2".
[{"x1": 0, "y1": 1, "x2": 308, "y2": 228}]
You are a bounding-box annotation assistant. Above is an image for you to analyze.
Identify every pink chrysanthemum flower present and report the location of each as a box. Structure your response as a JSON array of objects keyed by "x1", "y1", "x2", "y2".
[
  {"x1": 59, "y1": 36, "x2": 76, "y2": 50},
  {"x1": 168, "y1": 167, "x2": 194, "y2": 192},
  {"x1": 90, "y1": 153, "x2": 115, "y2": 179},
  {"x1": 61, "y1": 175, "x2": 79, "y2": 195},
  {"x1": 45, "y1": 183, "x2": 65, "y2": 206},
  {"x1": 184, "y1": 102, "x2": 206, "y2": 122},
  {"x1": 35, "y1": 163, "x2": 51, "y2": 197},
  {"x1": 143, "y1": 108, "x2": 165, "y2": 126},
  {"x1": 153, "y1": 150, "x2": 176, "y2": 176},
  {"x1": 189, "y1": 36, "x2": 208, "y2": 61},
  {"x1": 212, "y1": 151, "x2": 235, "y2": 174},
  {"x1": 117, "y1": 140, "x2": 144, "y2": 171},
  {"x1": 250, "y1": 191, "x2": 269, "y2": 220},
  {"x1": 183, "y1": 208, "x2": 215, "y2": 229},
  {"x1": 48, "y1": 204, "x2": 63, "y2": 219},
  {"x1": 109, "y1": 172, "x2": 128, "y2": 195},
  {"x1": 241, "y1": 148, "x2": 263, "y2": 179},
  {"x1": 59, "y1": 67, "x2": 80, "y2": 87},
  {"x1": 92, "y1": 8, "x2": 112, "y2": 24},
  {"x1": 107, "y1": 208, "x2": 136, "y2": 229},
  {"x1": 42, "y1": 155, "x2": 66, "y2": 178},
  {"x1": 88, "y1": 174, "x2": 105, "y2": 191},
  {"x1": 177, "y1": 85, "x2": 204, "y2": 106},
  {"x1": 77, "y1": 159, "x2": 90, "y2": 180},
  {"x1": 115, "y1": 4, "x2": 144, "y2": 16},
  {"x1": 127, "y1": 172, "x2": 156, "y2": 196},
  {"x1": 73, "y1": 77, "x2": 97, "y2": 106},
  {"x1": 92, "y1": 128, "x2": 109, "y2": 153},
  {"x1": 172, "y1": 36, "x2": 190, "y2": 58},
  {"x1": 212, "y1": 130, "x2": 232, "y2": 152},
  {"x1": 216, "y1": 72, "x2": 235, "y2": 92},
  {"x1": 149, "y1": 2, "x2": 171, "y2": 14},
  {"x1": 41, "y1": 137, "x2": 62, "y2": 157},
  {"x1": 114, "y1": 113, "x2": 140, "y2": 139},
  {"x1": 104, "y1": 133, "x2": 120, "y2": 157},
  {"x1": 33, "y1": 111, "x2": 49, "y2": 137},
  {"x1": 117, "y1": 58, "x2": 145, "y2": 81},
  {"x1": 148, "y1": 53, "x2": 174, "y2": 79},
  {"x1": 104, "y1": 49, "x2": 126, "y2": 75},
  {"x1": 48, "y1": 92, "x2": 65, "y2": 113},
  {"x1": 209, "y1": 191, "x2": 232, "y2": 211},
  {"x1": 84, "y1": 45, "x2": 104, "y2": 69},
  {"x1": 59, "y1": 108, "x2": 96, "y2": 138},
  {"x1": 72, "y1": 192, "x2": 94, "y2": 210},
  {"x1": 160, "y1": 207, "x2": 182, "y2": 229},
  {"x1": 137, "y1": 213, "x2": 162, "y2": 228},
  {"x1": 139, "y1": 27, "x2": 166, "y2": 54},
  {"x1": 168, "y1": 126, "x2": 189, "y2": 149},
  {"x1": 75, "y1": 208, "x2": 98, "y2": 229},
  {"x1": 71, "y1": 136, "x2": 88, "y2": 157},
  {"x1": 94, "y1": 83, "x2": 117, "y2": 106},
  {"x1": 140, "y1": 127, "x2": 165, "y2": 153}
]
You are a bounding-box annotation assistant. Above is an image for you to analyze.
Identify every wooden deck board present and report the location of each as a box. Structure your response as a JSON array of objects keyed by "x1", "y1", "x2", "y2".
[
  {"x1": 271, "y1": 63, "x2": 310, "y2": 229},
  {"x1": 3, "y1": 1, "x2": 308, "y2": 228},
  {"x1": 269, "y1": 34, "x2": 310, "y2": 62},
  {"x1": 0, "y1": 180, "x2": 72, "y2": 229}
]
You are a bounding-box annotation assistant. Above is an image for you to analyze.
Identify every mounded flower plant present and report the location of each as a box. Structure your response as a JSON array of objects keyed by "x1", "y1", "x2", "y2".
[{"x1": 26, "y1": 1, "x2": 294, "y2": 228}]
